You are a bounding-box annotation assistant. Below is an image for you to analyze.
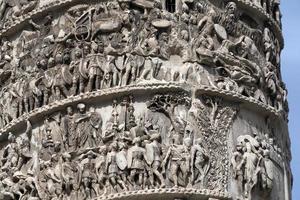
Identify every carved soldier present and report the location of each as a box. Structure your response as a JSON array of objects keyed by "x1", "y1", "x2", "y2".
[
  {"x1": 38, "y1": 160, "x2": 62, "y2": 199},
  {"x1": 87, "y1": 56, "x2": 104, "y2": 92},
  {"x1": 190, "y1": 138, "x2": 209, "y2": 187},
  {"x1": 105, "y1": 142, "x2": 127, "y2": 191},
  {"x1": 117, "y1": 141, "x2": 130, "y2": 187},
  {"x1": 61, "y1": 106, "x2": 76, "y2": 151},
  {"x1": 263, "y1": 62, "x2": 278, "y2": 106},
  {"x1": 240, "y1": 140, "x2": 260, "y2": 199},
  {"x1": 41, "y1": 126, "x2": 59, "y2": 161},
  {"x1": 263, "y1": 27, "x2": 274, "y2": 62},
  {"x1": 79, "y1": 151, "x2": 98, "y2": 199},
  {"x1": 145, "y1": 132, "x2": 165, "y2": 188},
  {"x1": 88, "y1": 107, "x2": 103, "y2": 147},
  {"x1": 8, "y1": 75, "x2": 24, "y2": 118},
  {"x1": 127, "y1": 137, "x2": 146, "y2": 189},
  {"x1": 103, "y1": 56, "x2": 120, "y2": 88},
  {"x1": 74, "y1": 103, "x2": 90, "y2": 150},
  {"x1": 129, "y1": 117, "x2": 150, "y2": 141},
  {"x1": 162, "y1": 133, "x2": 190, "y2": 187},
  {"x1": 95, "y1": 146, "x2": 108, "y2": 195},
  {"x1": 231, "y1": 141, "x2": 245, "y2": 199},
  {"x1": 52, "y1": 52, "x2": 69, "y2": 101},
  {"x1": 222, "y1": 2, "x2": 238, "y2": 34},
  {"x1": 69, "y1": 46, "x2": 86, "y2": 96},
  {"x1": 16, "y1": 132, "x2": 32, "y2": 172},
  {"x1": 61, "y1": 153, "x2": 80, "y2": 198}
]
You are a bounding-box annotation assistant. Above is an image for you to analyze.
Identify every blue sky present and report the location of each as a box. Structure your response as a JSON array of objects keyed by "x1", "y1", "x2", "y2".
[{"x1": 281, "y1": 1, "x2": 300, "y2": 198}]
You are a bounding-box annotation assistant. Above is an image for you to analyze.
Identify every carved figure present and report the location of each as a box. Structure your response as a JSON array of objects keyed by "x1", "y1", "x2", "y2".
[
  {"x1": 105, "y1": 142, "x2": 127, "y2": 191},
  {"x1": 162, "y1": 134, "x2": 190, "y2": 187},
  {"x1": 145, "y1": 132, "x2": 165, "y2": 188},
  {"x1": 191, "y1": 138, "x2": 210, "y2": 187},
  {"x1": 127, "y1": 137, "x2": 146, "y2": 189},
  {"x1": 74, "y1": 103, "x2": 90, "y2": 150}
]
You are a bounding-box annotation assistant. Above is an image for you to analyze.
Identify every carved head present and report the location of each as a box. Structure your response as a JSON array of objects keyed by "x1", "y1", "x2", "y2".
[
  {"x1": 132, "y1": 137, "x2": 141, "y2": 146},
  {"x1": 82, "y1": 44, "x2": 90, "y2": 55},
  {"x1": 55, "y1": 52, "x2": 63, "y2": 64},
  {"x1": 225, "y1": 2, "x2": 237, "y2": 15},
  {"x1": 110, "y1": 141, "x2": 118, "y2": 151},
  {"x1": 39, "y1": 59, "x2": 48, "y2": 69},
  {"x1": 154, "y1": 0, "x2": 162, "y2": 9},
  {"x1": 180, "y1": 30, "x2": 189, "y2": 41},
  {"x1": 66, "y1": 106, "x2": 74, "y2": 115},
  {"x1": 74, "y1": 47, "x2": 82, "y2": 59},
  {"x1": 77, "y1": 103, "x2": 86, "y2": 113},
  {"x1": 48, "y1": 57, "x2": 55, "y2": 68},
  {"x1": 7, "y1": 132, "x2": 16, "y2": 143},
  {"x1": 101, "y1": 146, "x2": 108, "y2": 155},
  {"x1": 184, "y1": 137, "x2": 192, "y2": 148},
  {"x1": 63, "y1": 51, "x2": 71, "y2": 64},
  {"x1": 172, "y1": 133, "x2": 182, "y2": 145}
]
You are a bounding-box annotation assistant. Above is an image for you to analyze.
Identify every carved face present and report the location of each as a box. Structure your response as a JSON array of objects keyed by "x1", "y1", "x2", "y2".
[
  {"x1": 226, "y1": 2, "x2": 237, "y2": 15},
  {"x1": 181, "y1": 30, "x2": 189, "y2": 41},
  {"x1": 67, "y1": 106, "x2": 73, "y2": 115},
  {"x1": 40, "y1": 59, "x2": 48, "y2": 68},
  {"x1": 75, "y1": 49, "x2": 82, "y2": 58},
  {"x1": 83, "y1": 45, "x2": 90, "y2": 55},
  {"x1": 79, "y1": 106, "x2": 85, "y2": 113}
]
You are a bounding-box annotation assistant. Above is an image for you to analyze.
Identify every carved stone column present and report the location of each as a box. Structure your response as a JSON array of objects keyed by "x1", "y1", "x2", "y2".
[{"x1": 0, "y1": 0, "x2": 291, "y2": 200}]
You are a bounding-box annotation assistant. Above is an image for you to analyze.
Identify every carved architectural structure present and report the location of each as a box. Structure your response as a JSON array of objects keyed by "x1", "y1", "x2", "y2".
[{"x1": 0, "y1": 0, "x2": 291, "y2": 200}]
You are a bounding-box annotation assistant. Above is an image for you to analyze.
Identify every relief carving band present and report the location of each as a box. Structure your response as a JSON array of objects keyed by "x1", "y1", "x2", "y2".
[{"x1": 0, "y1": 0, "x2": 292, "y2": 200}]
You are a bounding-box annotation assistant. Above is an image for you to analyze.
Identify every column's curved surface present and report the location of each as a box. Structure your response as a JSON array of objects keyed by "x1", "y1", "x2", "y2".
[{"x1": 0, "y1": 0, "x2": 291, "y2": 200}]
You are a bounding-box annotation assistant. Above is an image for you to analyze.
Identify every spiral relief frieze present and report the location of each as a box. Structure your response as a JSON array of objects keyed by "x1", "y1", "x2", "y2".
[{"x1": 0, "y1": 0, "x2": 291, "y2": 200}]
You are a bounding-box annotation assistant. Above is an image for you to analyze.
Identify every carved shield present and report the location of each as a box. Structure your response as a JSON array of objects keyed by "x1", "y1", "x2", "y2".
[
  {"x1": 136, "y1": 55, "x2": 145, "y2": 68},
  {"x1": 145, "y1": 143, "x2": 154, "y2": 165},
  {"x1": 116, "y1": 151, "x2": 127, "y2": 170},
  {"x1": 152, "y1": 19, "x2": 171, "y2": 29},
  {"x1": 214, "y1": 24, "x2": 228, "y2": 40}
]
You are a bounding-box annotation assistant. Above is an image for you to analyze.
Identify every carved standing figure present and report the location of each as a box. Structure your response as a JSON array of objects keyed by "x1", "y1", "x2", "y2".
[
  {"x1": 127, "y1": 137, "x2": 146, "y2": 189},
  {"x1": 74, "y1": 103, "x2": 90, "y2": 150},
  {"x1": 145, "y1": 132, "x2": 165, "y2": 188},
  {"x1": 105, "y1": 142, "x2": 127, "y2": 191},
  {"x1": 190, "y1": 138, "x2": 210, "y2": 187},
  {"x1": 162, "y1": 134, "x2": 190, "y2": 187}
]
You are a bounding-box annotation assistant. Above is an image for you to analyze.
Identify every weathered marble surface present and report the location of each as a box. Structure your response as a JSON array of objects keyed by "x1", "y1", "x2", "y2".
[{"x1": 0, "y1": 0, "x2": 291, "y2": 200}]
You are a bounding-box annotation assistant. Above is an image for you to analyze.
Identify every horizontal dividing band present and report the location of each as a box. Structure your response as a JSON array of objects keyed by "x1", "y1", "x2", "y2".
[{"x1": 93, "y1": 188, "x2": 231, "y2": 200}]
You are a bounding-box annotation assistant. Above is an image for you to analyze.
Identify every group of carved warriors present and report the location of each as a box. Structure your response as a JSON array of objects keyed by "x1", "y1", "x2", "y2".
[
  {"x1": 0, "y1": 0, "x2": 287, "y2": 128},
  {"x1": 0, "y1": 97, "x2": 210, "y2": 200},
  {"x1": 231, "y1": 134, "x2": 276, "y2": 200},
  {"x1": 0, "y1": 0, "x2": 39, "y2": 28},
  {"x1": 0, "y1": 0, "x2": 282, "y2": 28}
]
